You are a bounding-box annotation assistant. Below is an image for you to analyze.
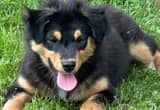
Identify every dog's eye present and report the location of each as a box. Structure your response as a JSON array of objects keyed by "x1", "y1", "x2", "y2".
[{"x1": 47, "y1": 37, "x2": 57, "y2": 44}]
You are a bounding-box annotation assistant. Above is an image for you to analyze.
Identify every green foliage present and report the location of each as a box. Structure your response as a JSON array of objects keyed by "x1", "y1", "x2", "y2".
[{"x1": 0, "y1": 0, "x2": 160, "y2": 109}]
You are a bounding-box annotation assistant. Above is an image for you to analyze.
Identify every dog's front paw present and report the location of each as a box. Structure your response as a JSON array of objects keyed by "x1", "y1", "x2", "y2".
[{"x1": 80, "y1": 95, "x2": 105, "y2": 110}]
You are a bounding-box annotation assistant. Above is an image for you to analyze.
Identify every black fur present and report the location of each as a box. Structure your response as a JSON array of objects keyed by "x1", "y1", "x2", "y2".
[{"x1": 3, "y1": 82, "x2": 32, "y2": 105}]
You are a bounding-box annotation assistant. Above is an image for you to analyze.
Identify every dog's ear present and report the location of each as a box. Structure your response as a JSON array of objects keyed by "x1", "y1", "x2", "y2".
[
  {"x1": 22, "y1": 6, "x2": 54, "y2": 43},
  {"x1": 84, "y1": 8, "x2": 109, "y2": 44}
]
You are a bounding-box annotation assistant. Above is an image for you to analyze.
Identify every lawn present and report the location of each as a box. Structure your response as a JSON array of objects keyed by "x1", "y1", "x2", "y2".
[{"x1": 0, "y1": 0, "x2": 160, "y2": 110}]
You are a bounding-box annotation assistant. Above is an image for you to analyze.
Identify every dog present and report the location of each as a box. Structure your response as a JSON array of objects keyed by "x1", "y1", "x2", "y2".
[{"x1": 2, "y1": 0, "x2": 160, "y2": 110}]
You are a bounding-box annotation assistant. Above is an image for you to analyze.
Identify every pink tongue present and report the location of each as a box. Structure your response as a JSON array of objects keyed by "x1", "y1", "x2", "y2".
[{"x1": 57, "y1": 72, "x2": 78, "y2": 91}]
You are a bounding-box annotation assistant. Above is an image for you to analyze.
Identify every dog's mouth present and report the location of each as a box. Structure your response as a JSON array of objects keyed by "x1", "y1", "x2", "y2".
[
  {"x1": 57, "y1": 72, "x2": 78, "y2": 91},
  {"x1": 48, "y1": 58, "x2": 78, "y2": 91}
]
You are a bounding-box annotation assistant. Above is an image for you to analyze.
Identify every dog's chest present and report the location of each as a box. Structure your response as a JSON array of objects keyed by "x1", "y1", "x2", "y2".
[
  {"x1": 57, "y1": 77, "x2": 97, "y2": 102},
  {"x1": 57, "y1": 89, "x2": 69, "y2": 101},
  {"x1": 57, "y1": 82, "x2": 88, "y2": 101},
  {"x1": 57, "y1": 87, "x2": 85, "y2": 102}
]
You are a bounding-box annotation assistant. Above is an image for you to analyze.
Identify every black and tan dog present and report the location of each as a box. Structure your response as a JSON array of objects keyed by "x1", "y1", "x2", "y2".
[{"x1": 2, "y1": 0, "x2": 160, "y2": 110}]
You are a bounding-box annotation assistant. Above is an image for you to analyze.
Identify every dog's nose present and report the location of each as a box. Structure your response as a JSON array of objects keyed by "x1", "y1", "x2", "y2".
[{"x1": 62, "y1": 61, "x2": 75, "y2": 73}]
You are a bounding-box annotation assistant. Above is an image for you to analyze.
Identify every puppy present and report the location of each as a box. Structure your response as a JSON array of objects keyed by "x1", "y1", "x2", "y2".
[{"x1": 2, "y1": 0, "x2": 160, "y2": 110}]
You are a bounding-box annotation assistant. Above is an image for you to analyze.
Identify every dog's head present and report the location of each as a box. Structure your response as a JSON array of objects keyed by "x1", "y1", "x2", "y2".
[{"x1": 23, "y1": 0, "x2": 108, "y2": 91}]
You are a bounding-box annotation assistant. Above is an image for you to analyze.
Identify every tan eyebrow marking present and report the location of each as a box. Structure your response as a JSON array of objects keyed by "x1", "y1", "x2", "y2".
[
  {"x1": 53, "y1": 30, "x2": 62, "y2": 41},
  {"x1": 74, "y1": 29, "x2": 82, "y2": 40}
]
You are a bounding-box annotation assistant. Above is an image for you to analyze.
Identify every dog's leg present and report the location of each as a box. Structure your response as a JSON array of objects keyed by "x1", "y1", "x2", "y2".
[
  {"x1": 80, "y1": 94, "x2": 105, "y2": 110},
  {"x1": 154, "y1": 51, "x2": 160, "y2": 70},
  {"x1": 80, "y1": 87, "x2": 115, "y2": 110},
  {"x1": 2, "y1": 76, "x2": 35, "y2": 110},
  {"x1": 155, "y1": 0, "x2": 160, "y2": 8},
  {"x1": 129, "y1": 41, "x2": 155, "y2": 69},
  {"x1": 80, "y1": 81, "x2": 116, "y2": 110},
  {"x1": 129, "y1": 41, "x2": 160, "y2": 70}
]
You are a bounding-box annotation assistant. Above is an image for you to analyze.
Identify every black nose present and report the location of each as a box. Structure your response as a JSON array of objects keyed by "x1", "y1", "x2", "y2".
[{"x1": 62, "y1": 61, "x2": 75, "y2": 73}]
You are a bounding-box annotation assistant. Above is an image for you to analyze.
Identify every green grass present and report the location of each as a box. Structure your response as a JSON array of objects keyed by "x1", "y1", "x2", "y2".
[{"x1": 0, "y1": 0, "x2": 160, "y2": 109}]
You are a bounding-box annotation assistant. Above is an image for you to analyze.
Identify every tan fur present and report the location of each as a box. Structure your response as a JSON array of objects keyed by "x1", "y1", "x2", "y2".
[
  {"x1": 69, "y1": 78, "x2": 109, "y2": 101},
  {"x1": 74, "y1": 29, "x2": 82, "y2": 40},
  {"x1": 80, "y1": 94, "x2": 105, "y2": 110},
  {"x1": 18, "y1": 76, "x2": 36, "y2": 94},
  {"x1": 31, "y1": 40, "x2": 63, "y2": 72},
  {"x1": 53, "y1": 30, "x2": 62, "y2": 41},
  {"x1": 31, "y1": 41, "x2": 49, "y2": 66},
  {"x1": 75, "y1": 37, "x2": 95, "y2": 72},
  {"x1": 129, "y1": 41, "x2": 153, "y2": 66},
  {"x1": 83, "y1": 78, "x2": 109, "y2": 99},
  {"x1": 2, "y1": 93, "x2": 32, "y2": 110},
  {"x1": 154, "y1": 51, "x2": 160, "y2": 70}
]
